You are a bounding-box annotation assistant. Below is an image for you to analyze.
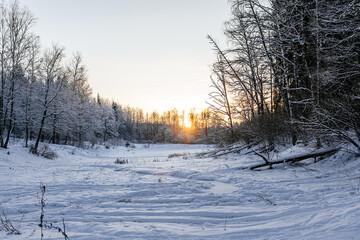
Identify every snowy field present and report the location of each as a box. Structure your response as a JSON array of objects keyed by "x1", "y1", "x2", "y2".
[{"x1": 0, "y1": 141, "x2": 360, "y2": 239}]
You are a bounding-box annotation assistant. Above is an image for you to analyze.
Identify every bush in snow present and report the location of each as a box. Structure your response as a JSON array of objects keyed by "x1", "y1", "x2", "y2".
[
  {"x1": 29, "y1": 144, "x2": 57, "y2": 160},
  {"x1": 168, "y1": 153, "x2": 190, "y2": 159},
  {"x1": 114, "y1": 158, "x2": 129, "y2": 164},
  {"x1": 124, "y1": 142, "x2": 136, "y2": 148}
]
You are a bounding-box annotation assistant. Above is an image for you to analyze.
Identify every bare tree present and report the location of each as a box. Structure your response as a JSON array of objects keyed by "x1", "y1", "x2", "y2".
[
  {"x1": 33, "y1": 45, "x2": 65, "y2": 153},
  {"x1": 0, "y1": 1, "x2": 36, "y2": 148},
  {"x1": 207, "y1": 56, "x2": 234, "y2": 131},
  {"x1": 21, "y1": 36, "x2": 40, "y2": 147}
]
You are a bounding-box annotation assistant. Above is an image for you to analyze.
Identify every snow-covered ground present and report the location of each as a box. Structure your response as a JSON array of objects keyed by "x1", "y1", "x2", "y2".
[{"x1": 0, "y1": 141, "x2": 360, "y2": 239}]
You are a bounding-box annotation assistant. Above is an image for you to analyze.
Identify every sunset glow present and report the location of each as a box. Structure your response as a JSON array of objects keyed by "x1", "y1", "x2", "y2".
[{"x1": 184, "y1": 118, "x2": 192, "y2": 128}]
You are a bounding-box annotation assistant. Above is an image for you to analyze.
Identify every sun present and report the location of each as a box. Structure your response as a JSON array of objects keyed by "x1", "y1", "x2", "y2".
[{"x1": 184, "y1": 118, "x2": 192, "y2": 128}]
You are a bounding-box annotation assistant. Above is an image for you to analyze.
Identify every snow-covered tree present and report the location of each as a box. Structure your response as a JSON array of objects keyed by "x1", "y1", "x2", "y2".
[
  {"x1": 65, "y1": 53, "x2": 93, "y2": 146},
  {"x1": 33, "y1": 45, "x2": 66, "y2": 153},
  {"x1": 0, "y1": 1, "x2": 36, "y2": 148}
]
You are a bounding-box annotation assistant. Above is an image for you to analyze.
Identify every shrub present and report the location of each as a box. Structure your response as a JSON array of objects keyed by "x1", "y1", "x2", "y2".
[
  {"x1": 39, "y1": 145, "x2": 57, "y2": 160},
  {"x1": 30, "y1": 144, "x2": 57, "y2": 160},
  {"x1": 235, "y1": 112, "x2": 296, "y2": 146},
  {"x1": 168, "y1": 153, "x2": 183, "y2": 158},
  {"x1": 114, "y1": 158, "x2": 129, "y2": 164},
  {"x1": 125, "y1": 142, "x2": 136, "y2": 148},
  {"x1": 168, "y1": 153, "x2": 190, "y2": 159}
]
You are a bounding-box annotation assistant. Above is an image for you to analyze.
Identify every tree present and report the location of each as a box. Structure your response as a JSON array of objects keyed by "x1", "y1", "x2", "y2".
[
  {"x1": 94, "y1": 96, "x2": 117, "y2": 143},
  {"x1": 33, "y1": 45, "x2": 65, "y2": 153},
  {"x1": 66, "y1": 52, "x2": 92, "y2": 146},
  {"x1": 21, "y1": 37, "x2": 40, "y2": 147},
  {"x1": 304, "y1": 0, "x2": 360, "y2": 150},
  {"x1": 207, "y1": 57, "x2": 234, "y2": 128},
  {"x1": 0, "y1": 1, "x2": 36, "y2": 148},
  {"x1": 200, "y1": 108, "x2": 210, "y2": 137}
]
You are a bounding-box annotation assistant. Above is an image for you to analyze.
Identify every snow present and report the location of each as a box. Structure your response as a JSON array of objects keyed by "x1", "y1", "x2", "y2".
[{"x1": 0, "y1": 141, "x2": 360, "y2": 239}]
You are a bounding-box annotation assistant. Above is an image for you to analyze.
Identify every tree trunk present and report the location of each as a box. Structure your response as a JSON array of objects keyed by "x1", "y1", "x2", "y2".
[
  {"x1": 34, "y1": 108, "x2": 47, "y2": 153},
  {"x1": 3, "y1": 80, "x2": 15, "y2": 149}
]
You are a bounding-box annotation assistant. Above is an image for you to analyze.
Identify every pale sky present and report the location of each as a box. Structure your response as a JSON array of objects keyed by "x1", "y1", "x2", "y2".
[{"x1": 18, "y1": 0, "x2": 231, "y2": 113}]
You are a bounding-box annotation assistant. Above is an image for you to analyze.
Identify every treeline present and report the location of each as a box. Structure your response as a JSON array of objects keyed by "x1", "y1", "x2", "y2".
[
  {"x1": 0, "y1": 1, "x2": 215, "y2": 152},
  {"x1": 135, "y1": 108, "x2": 213, "y2": 144},
  {"x1": 208, "y1": 0, "x2": 360, "y2": 149}
]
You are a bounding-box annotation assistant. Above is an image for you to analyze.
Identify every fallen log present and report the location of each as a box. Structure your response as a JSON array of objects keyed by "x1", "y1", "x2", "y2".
[{"x1": 249, "y1": 147, "x2": 341, "y2": 170}]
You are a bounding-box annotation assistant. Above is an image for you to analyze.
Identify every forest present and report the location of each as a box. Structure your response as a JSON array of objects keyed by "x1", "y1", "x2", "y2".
[
  {"x1": 0, "y1": 0, "x2": 359, "y2": 154},
  {"x1": 208, "y1": 0, "x2": 359, "y2": 150}
]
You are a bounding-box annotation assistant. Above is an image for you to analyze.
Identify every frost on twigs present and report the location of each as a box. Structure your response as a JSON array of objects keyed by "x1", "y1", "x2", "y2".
[
  {"x1": 38, "y1": 183, "x2": 70, "y2": 240},
  {"x1": 0, "y1": 206, "x2": 21, "y2": 235}
]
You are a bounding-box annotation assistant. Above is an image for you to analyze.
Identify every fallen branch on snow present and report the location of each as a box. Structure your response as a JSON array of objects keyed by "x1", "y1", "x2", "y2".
[
  {"x1": 249, "y1": 147, "x2": 341, "y2": 170},
  {"x1": 199, "y1": 141, "x2": 260, "y2": 158}
]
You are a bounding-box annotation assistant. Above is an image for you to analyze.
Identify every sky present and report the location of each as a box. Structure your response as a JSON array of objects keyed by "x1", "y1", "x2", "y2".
[{"x1": 17, "y1": 0, "x2": 231, "y2": 114}]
